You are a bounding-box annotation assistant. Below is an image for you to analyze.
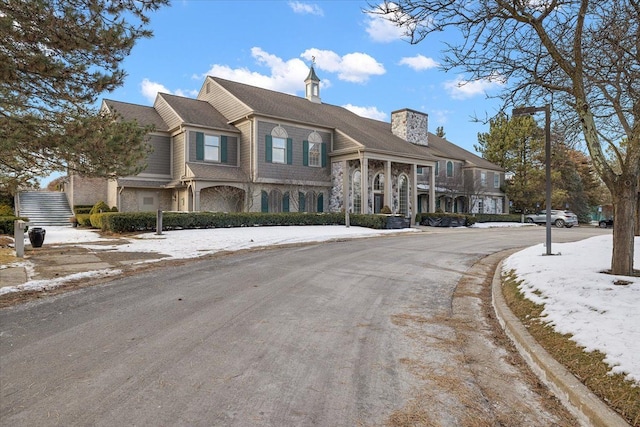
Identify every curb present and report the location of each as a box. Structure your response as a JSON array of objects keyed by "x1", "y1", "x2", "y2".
[{"x1": 491, "y1": 259, "x2": 629, "y2": 427}]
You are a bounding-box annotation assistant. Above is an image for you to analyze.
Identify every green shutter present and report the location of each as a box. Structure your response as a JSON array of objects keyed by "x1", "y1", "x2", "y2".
[
  {"x1": 321, "y1": 143, "x2": 327, "y2": 167},
  {"x1": 303, "y1": 140, "x2": 309, "y2": 166},
  {"x1": 196, "y1": 132, "x2": 204, "y2": 161},
  {"x1": 317, "y1": 193, "x2": 323, "y2": 213},
  {"x1": 283, "y1": 192, "x2": 290, "y2": 212},
  {"x1": 261, "y1": 191, "x2": 269, "y2": 212},
  {"x1": 286, "y1": 138, "x2": 293, "y2": 165},
  {"x1": 298, "y1": 191, "x2": 305, "y2": 212},
  {"x1": 265, "y1": 135, "x2": 272, "y2": 163},
  {"x1": 221, "y1": 136, "x2": 228, "y2": 163}
]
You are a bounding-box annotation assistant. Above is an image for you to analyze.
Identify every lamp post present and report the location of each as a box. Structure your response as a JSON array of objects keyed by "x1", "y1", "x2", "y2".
[{"x1": 512, "y1": 104, "x2": 553, "y2": 256}]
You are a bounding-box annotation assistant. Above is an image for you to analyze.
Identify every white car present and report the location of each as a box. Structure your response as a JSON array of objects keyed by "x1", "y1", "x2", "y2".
[{"x1": 524, "y1": 210, "x2": 578, "y2": 228}]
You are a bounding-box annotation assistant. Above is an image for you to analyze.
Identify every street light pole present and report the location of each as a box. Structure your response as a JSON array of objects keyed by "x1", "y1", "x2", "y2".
[{"x1": 513, "y1": 104, "x2": 554, "y2": 255}]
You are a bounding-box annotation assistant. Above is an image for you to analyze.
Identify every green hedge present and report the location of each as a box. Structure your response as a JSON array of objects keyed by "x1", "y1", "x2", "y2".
[
  {"x1": 73, "y1": 206, "x2": 93, "y2": 214},
  {"x1": 470, "y1": 213, "x2": 522, "y2": 223},
  {"x1": 0, "y1": 216, "x2": 29, "y2": 235},
  {"x1": 88, "y1": 211, "x2": 391, "y2": 233},
  {"x1": 415, "y1": 212, "x2": 476, "y2": 226}
]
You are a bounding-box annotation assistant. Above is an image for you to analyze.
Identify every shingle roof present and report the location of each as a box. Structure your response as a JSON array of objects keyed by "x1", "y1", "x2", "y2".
[
  {"x1": 158, "y1": 93, "x2": 239, "y2": 133},
  {"x1": 210, "y1": 77, "x2": 435, "y2": 161},
  {"x1": 426, "y1": 134, "x2": 503, "y2": 171},
  {"x1": 103, "y1": 99, "x2": 168, "y2": 131},
  {"x1": 186, "y1": 163, "x2": 248, "y2": 181}
]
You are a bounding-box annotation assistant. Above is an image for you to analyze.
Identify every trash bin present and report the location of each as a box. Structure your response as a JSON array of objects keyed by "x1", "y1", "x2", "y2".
[{"x1": 28, "y1": 227, "x2": 46, "y2": 248}]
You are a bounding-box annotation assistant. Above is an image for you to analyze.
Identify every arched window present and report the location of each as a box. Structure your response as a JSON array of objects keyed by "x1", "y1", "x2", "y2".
[
  {"x1": 446, "y1": 161, "x2": 453, "y2": 177},
  {"x1": 373, "y1": 173, "x2": 384, "y2": 213},
  {"x1": 305, "y1": 131, "x2": 323, "y2": 167},
  {"x1": 352, "y1": 170, "x2": 361, "y2": 213},
  {"x1": 398, "y1": 175, "x2": 409, "y2": 216},
  {"x1": 374, "y1": 173, "x2": 384, "y2": 191},
  {"x1": 268, "y1": 126, "x2": 289, "y2": 164}
]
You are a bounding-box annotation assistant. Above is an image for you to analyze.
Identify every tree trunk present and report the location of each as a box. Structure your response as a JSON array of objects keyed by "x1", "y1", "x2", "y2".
[{"x1": 610, "y1": 175, "x2": 637, "y2": 276}]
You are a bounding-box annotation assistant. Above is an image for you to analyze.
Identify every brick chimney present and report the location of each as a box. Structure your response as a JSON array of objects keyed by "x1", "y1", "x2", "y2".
[{"x1": 391, "y1": 108, "x2": 428, "y2": 146}]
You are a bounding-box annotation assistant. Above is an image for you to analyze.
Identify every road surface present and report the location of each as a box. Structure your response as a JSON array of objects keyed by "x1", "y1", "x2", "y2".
[{"x1": 1, "y1": 226, "x2": 607, "y2": 426}]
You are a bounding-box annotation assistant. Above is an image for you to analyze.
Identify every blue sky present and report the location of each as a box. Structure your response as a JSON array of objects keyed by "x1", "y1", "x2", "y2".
[{"x1": 106, "y1": 1, "x2": 507, "y2": 148}]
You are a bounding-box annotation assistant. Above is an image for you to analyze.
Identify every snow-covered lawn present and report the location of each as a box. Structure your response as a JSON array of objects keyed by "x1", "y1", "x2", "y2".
[{"x1": 503, "y1": 235, "x2": 640, "y2": 385}]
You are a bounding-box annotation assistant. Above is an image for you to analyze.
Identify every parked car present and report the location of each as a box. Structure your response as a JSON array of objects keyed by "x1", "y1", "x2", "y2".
[
  {"x1": 598, "y1": 218, "x2": 614, "y2": 228},
  {"x1": 524, "y1": 210, "x2": 578, "y2": 228}
]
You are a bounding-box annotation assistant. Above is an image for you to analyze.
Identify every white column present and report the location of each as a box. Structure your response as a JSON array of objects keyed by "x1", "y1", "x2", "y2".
[
  {"x1": 430, "y1": 163, "x2": 436, "y2": 212},
  {"x1": 342, "y1": 160, "x2": 349, "y2": 212},
  {"x1": 411, "y1": 164, "x2": 418, "y2": 225},
  {"x1": 361, "y1": 155, "x2": 368, "y2": 214}
]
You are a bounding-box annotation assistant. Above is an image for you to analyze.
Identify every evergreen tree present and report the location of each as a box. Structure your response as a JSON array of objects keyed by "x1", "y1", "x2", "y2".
[
  {"x1": 476, "y1": 113, "x2": 544, "y2": 213},
  {"x1": 0, "y1": 0, "x2": 168, "y2": 195}
]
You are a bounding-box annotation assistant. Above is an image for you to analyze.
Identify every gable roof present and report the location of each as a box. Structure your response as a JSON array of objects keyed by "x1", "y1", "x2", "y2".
[
  {"x1": 102, "y1": 99, "x2": 169, "y2": 131},
  {"x1": 426, "y1": 134, "x2": 503, "y2": 171},
  {"x1": 208, "y1": 77, "x2": 436, "y2": 161},
  {"x1": 158, "y1": 93, "x2": 239, "y2": 133}
]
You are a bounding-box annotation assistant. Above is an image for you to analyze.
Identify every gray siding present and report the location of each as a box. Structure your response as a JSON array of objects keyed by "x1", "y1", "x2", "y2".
[
  {"x1": 198, "y1": 77, "x2": 252, "y2": 122},
  {"x1": 187, "y1": 130, "x2": 238, "y2": 165},
  {"x1": 236, "y1": 120, "x2": 252, "y2": 176},
  {"x1": 334, "y1": 131, "x2": 358, "y2": 151},
  {"x1": 172, "y1": 133, "x2": 186, "y2": 179},
  {"x1": 142, "y1": 134, "x2": 171, "y2": 175},
  {"x1": 256, "y1": 120, "x2": 332, "y2": 183},
  {"x1": 154, "y1": 96, "x2": 182, "y2": 131}
]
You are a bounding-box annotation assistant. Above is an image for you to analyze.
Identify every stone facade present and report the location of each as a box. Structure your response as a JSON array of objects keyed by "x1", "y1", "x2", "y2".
[{"x1": 391, "y1": 109, "x2": 429, "y2": 146}]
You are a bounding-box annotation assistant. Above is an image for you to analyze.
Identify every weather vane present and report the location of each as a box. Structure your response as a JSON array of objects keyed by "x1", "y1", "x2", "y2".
[{"x1": 312, "y1": 56, "x2": 316, "y2": 65}]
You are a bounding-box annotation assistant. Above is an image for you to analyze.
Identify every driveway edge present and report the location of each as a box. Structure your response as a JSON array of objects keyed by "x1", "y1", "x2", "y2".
[{"x1": 491, "y1": 259, "x2": 629, "y2": 427}]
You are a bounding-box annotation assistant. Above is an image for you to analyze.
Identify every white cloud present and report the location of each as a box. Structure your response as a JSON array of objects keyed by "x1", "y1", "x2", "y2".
[
  {"x1": 140, "y1": 79, "x2": 198, "y2": 103},
  {"x1": 198, "y1": 47, "x2": 383, "y2": 97},
  {"x1": 140, "y1": 78, "x2": 170, "y2": 103},
  {"x1": 443, "y1": 74, "x2": 506, "y2": 100},
  {"x1": 201, "y1": 47, "x2": 310, "y2": 95},
  {"x1": 301, "y1": 48, "x2": 385, "y2": 83},
  {"x1": 365, "y1": 12, "x2": 405, "y2": 43},
  {"x1": 342, "y1": 104, "x2": 387, "y2": 121},
  {"x1": 399, "y1": 54, "x2": 439, "y2": 71},
  {"x1": 288, "y1": 1, "x2": 323, "y2": 16}
]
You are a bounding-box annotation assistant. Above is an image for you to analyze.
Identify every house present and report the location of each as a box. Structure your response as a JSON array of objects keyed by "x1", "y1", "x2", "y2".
[{"x1": 67, "y1": 66, "x2": 507, "y2": 222}]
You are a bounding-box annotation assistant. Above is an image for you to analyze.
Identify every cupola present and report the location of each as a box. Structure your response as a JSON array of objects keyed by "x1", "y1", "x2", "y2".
[{"x1": 305, "y1": 61, "x2": 321, "y2": 104}]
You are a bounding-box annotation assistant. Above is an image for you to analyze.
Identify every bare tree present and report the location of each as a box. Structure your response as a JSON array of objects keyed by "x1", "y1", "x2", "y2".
[{"x1": 368, "y1": 0, "x2": 639, "y2": 275}]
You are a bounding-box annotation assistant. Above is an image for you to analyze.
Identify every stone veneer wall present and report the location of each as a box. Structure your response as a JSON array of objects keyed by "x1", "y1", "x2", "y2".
[
  {"x1": 329, "y1": 162, "x2": 344, "y2": 212},
  {"x1": 391, "y1": 109, "x2": 429, "y2": 146}
]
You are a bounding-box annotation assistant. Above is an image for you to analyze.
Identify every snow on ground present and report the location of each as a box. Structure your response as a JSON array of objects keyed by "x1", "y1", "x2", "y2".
[
  {"x1": 4, "y1": 223, "x2": 639, "y2": 385},
  {"x1": 503, "y1": 234, "x2": 640, "y2": 385}
]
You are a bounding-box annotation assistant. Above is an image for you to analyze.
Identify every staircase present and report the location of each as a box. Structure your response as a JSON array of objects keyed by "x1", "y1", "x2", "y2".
[{"x1": 18, "y1": 191, "x2": 74, "y2": 227}]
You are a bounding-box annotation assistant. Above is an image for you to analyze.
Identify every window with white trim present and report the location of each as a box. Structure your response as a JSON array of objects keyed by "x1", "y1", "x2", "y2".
[
  {"x1": 272, "y1": 137, "x2": 286, "y2": 164},
  {"x1": 481, "y1": 171, "x2": 487, "y2": 186},
  {"x1": 398, "y1": 175, "x2": 408, "y2": 216},
  {"x1": 446, "y1": 161, "x2": 453, "y2": 177},
  {"x1": 352, "y1": 170, "x2": 361, "y2": 213},
  {"x1": 494, "y1": 173, "x2": 500, "y2": 188},
  {"x1": 204, "y1": 135, "x2": 220, "y2": 161}
]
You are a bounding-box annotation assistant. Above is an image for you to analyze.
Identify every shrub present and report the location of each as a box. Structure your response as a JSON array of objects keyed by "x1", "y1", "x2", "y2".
[
  {"x1": 0, "y1": 205, "x2": 15, "y2": 216},
  {"x1": 0, "y1": 216, "x2": 29, "y2": 235},
  {"x1": 76, "y1": 214, "x2": 91, "y2": 226},
  {"x1": 380, "y1": 205, "x2": 392, "y2": 214},
  {"x1": 90, "y1": 201, "x2": 112, "y2": 228},
  {"x1": 91, "y1": 211, "x2": 394, "y2": 233},
  {"x1": 74, "y1": 206, "x2": 93, "y2": 214},
  {"x1": 415, "y1": 212, "x2": 471, "y2": 227},
  {"x1": 472, "y1": 213, "x2": 522, "y2": 223}
]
